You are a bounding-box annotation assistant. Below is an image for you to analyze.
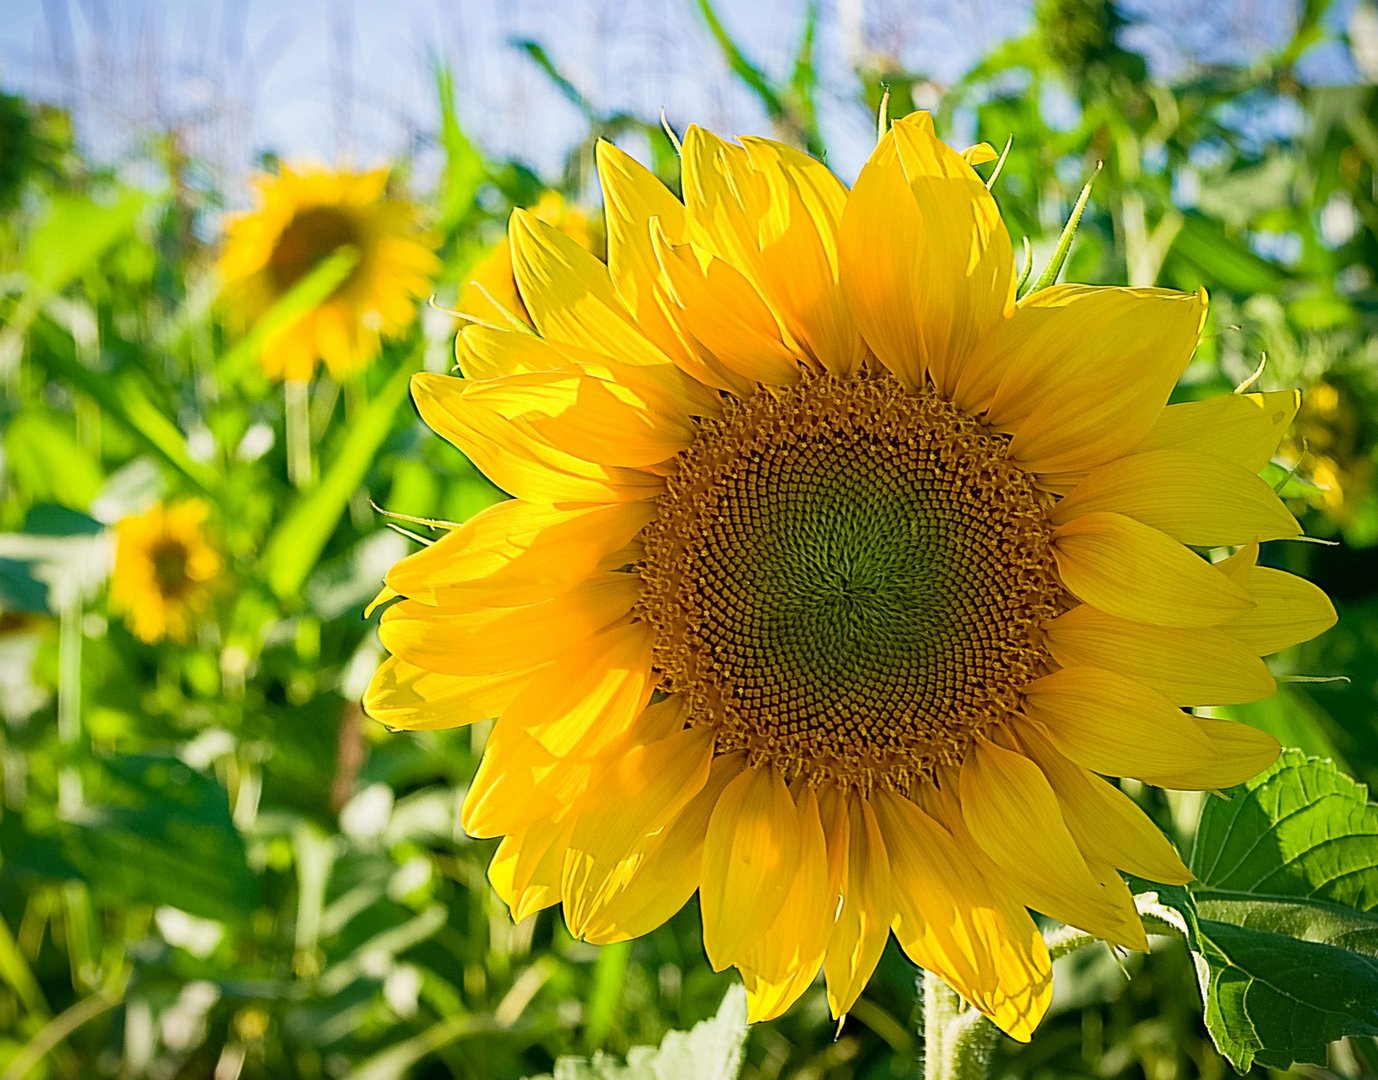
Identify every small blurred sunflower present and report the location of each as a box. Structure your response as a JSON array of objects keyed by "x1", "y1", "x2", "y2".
[
  {"x1": 367, "y1": 114, "x2": 1334, "y2": 1038},
  {"x1": 219, "y1": 165, "x2": 439, "y2": 382},
  {"x1": 111, "y1": 500, "x2": 222, "y2": 644},
  {"x1": 1288, "y1": 378, "x2": 1373, "y2": 526}
]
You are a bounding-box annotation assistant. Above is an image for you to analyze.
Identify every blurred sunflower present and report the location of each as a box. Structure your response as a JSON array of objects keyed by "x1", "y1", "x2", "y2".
[
  {"x1": 111, "y1": 500, "x2": 222, "y2": 644},
  {"x1": 219, "y1": 165, "x2": 438, "y2": 382},
  {"x1": 1288, "y1": 378, "x2": 1373, "y2": 526},
  {"x1": 455, "y1": 190, "x2": 599, "y2": 329},
  {"x1": 365, "y1": 113, "x2": 1335, "y2": 1039}
]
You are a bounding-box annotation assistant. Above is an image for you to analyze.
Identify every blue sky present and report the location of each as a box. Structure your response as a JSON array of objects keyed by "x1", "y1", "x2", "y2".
[{"x1": 0, "y1": 0, "x2": 1354, "y2": 196}]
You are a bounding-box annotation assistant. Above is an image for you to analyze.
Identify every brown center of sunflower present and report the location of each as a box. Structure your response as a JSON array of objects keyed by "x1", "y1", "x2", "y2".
[
  {"x1": 149, "y1": 539, "x2": 191, "y2": 598},
  {"x1": 639, "y1": 372, "x2": 1062, "y2": 793},
  {"x1": 268, "y1": 206, "x2": 362, "y2": 293}
]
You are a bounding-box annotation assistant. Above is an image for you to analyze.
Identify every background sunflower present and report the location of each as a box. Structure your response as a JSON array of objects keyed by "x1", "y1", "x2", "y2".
[
  {"x1": 218, "y1": 165, "x2": 439, "y2": 382},
  {"x1": 110, "y1": 500, "x2": 222, "y2": 644}
]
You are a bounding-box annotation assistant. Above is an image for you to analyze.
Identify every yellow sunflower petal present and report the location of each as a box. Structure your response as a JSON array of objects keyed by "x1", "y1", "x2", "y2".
[
  {"x1": 959, "y1": 739, "x2": 1146, "y2": 951},
  {"x1": 562, "y1": 725, "x2": 715, "y2": 938},
  {"x1": 377, "y1": 575, "x2": 641, "y2": 677},
  {"x1": 1215, "y1": 545, "x2": 1339, "y2": 655},
  {"x1": 1053, "y1": 449, "x2": 1301, "y2": 546},
  {"x1": 1136, "y1": 390, "x2": 1301, "y2": 472},
  {"x1": 1133, "y1": 717, "x2": 1280, "y2": 790},
  {"x1": 509, "y1": 208, "x2": 669, "y2": 368},
  {"x1": 871, "y1": 787, "x2": 1052, "y2": 1041},
  {"x1": 460, "y1": 324, "x2": 720, "y2": 419},
  {"x1": 838, "y1": 130, "x2": 926, "y2": 388},
  {"x1": 502, "y1": 620, "x2": 655, "y2": 757},
  {"x1": 1044, "y1": 605, "x2": 1275, "y2": 706},
  {"x1": 580, "y1": 752, "x2": 740, "y2": 945},
  {"x1": 983, "y1": 285, "x2": 1207, "y2": 482},
  {"x1": 679, "y1": 126, "x2": 774, "y2": 297},
  {"x1": 595, "y1": 139, "x2": 693, "y2": 357},
  {"x1": 520, "y1": 372, "x2": 696, "y2": 469},
  {"x1": 651, "y1": 227, "x2": 804, "y2": 387},
  {"x1": 1021, "y1": 666, "x2": 1222, "y2": 780},
  {"x1": 411, "y1": 372, "x2": 663, "y2": 503},
  {"x1": 462, "y1": 724, "x2": 591, "y2": 838},
  {"x1": 1021, "y1": 729, "x2": 1193, "y2": 886},
  {"x1": 888, "y1": 113, "x2": 1015, "y2": 396},
  {"x1": 385, "y1": 500, "x2": 655, "y2": 609},
  {"x1": 739, "y1": 136, "x2": 867, "y2": 376},
  {"x1": 363, "y1": 654, "x2": 540, "y2": 731},
  {"x1": 961, "y1": 142, "x2": 1000, "y2": 166},
  {"x1": 738, "y1": 786, "x2": 832, "y2": 1021},
  {"x1": 489, "y1": 825, "x2": 570, "y2": 923},
  {"x1": 1053, "y1": 512, "x2": 1254, "y2": 627},
  {"x1": 822, "y1": 792, "x2": 893, "y2": 1018},
  {"x1": 700, "y1": 763, "x2": 801, "y2": 971}
]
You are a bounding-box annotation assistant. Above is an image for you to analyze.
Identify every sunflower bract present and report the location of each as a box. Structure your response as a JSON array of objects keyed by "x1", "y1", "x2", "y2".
[{"x1": 365, "y1": 112, "x2": 1336, "y2": 1040}]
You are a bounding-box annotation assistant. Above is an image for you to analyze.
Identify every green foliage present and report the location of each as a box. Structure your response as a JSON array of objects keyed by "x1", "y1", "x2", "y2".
[
  {"x1": 694, "y1": 0, "x2": 823, "y2": 157},
  {"x1": 1145, "y1": 752, "x2": 1378, "y2": 1072}
]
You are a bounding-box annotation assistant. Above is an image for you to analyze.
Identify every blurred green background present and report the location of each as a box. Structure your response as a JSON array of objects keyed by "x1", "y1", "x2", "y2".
[{"x1": 2, "y1": 0, "x2": 1378, "y2": 1076}]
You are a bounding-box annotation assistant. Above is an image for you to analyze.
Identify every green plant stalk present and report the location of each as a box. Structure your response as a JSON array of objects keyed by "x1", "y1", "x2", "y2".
[
  {"x1": 285, "y1": 377, "x2": 315, "y2": 489},
  {"x1": 921, "y1": 907, "x2": 1189, "y2": 1078},
  {"x1": 57, "y1": 598, "x2": 83, "y2": 816},
  {"x1": 922, "y1": 977, "x2": 998, "y2": 1080},
  {"x1": 0, "y1": 985, "x2": 121, "y2": 1080}
]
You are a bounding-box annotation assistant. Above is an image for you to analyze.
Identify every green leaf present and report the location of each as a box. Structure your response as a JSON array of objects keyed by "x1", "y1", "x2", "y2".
[
  {"x1": 1165, "y1": 211, "x2": 1291, "y2": 295},
  {"x1": 3, "y1": 411, "x2": 104, "y2": 509},
  {"x1": 23, "y1": 189, "x2": 150, "y2": 297},
  {"x1": 531, "y1": 984, "x2": 748, "y2": 1080},
  {"x1": 434, "y1": 63, "x2": 486, "y2": 233},
  {"x1": 695, "y1": 0, "x2": 784, "y2": 123},
  {"x1": 513, "y1": 40, "x2": 589, "y2": 114},
  {"x1": 260, "y1": 358, "x2": 414, "y2": 601},
  {"x1": 28, "y1": 340, "x2": 217, "y2": 494},
  {"x1": 58, "y1": 755, "x2": 257, "y2": 924},
  {"x1": 1147, "y1": 751, "x2": 1378, "y2": 1072}
]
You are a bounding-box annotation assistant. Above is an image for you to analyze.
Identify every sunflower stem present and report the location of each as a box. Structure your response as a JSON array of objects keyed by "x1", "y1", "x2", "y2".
[
  {"x1": 57, "y1": 597, "x2": 83, "y2": 816},
  {"x1": 285, "y1": 378, "x2": 315, "y2": 488},
  {"x1": 922, "y1": 976, "x2": 997, "y2": 1080}
]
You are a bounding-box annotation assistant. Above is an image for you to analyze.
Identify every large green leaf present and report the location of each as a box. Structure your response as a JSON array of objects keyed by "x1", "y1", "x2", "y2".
[
  {"x1": 1146, "y1": 751, "x2": 1378, "y2": 1071},
  {"x1": 1163, "y1": 211, "x2": 1291, "y2": 295},
  {"x1": 58, "y1": 755, "x2": 257, "y2": 924},
  {"x1": 434, "y1": 63, "x2": 486, "y2": 233},
  {"x1": 3, "y1": 411, "x2": 104, "y2": 509},
  {"x1": 531, "y1": 985, "x2": 748, "y2": 1080},
  {"x1": 23, "y1": 189, "x2": 150, "y2": 297}
]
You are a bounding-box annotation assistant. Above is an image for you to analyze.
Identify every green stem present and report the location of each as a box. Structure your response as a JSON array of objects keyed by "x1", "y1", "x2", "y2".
[
  {"x1": 285, "y1": 378, "x2": 315, "y2": 488},
  {"x1": 923, "y1": 976, "x2": 997, "y2": 1080},
  {"x1": 57, "y1": 599, "x2": 83, "y2": 817},
  {"x1": 0, "y1": 985, "x2": 121, "y2": 1080},
  {"x1": 921, "y1": 914, "x2": 1169, "y2": 1080}
]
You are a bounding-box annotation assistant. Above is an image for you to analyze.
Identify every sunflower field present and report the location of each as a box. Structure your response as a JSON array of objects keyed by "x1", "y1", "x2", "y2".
[{"x1": 3, "y1": 1, "x2": 1378, "y2": 1078}]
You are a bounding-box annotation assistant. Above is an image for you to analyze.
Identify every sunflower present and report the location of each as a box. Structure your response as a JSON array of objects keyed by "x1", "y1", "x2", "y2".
[
  {"x1": 219, "y1": 165, "x2": 438, "y2": 382},
  {"x1": 365, "y1": 113, "x2": 1336, "y2": 1039},
  {"x1": 111, "y1": 500, "x2": 222, "y2": 644}
]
